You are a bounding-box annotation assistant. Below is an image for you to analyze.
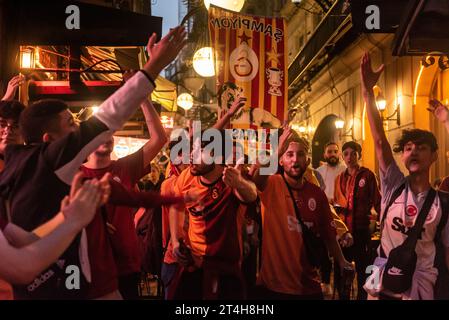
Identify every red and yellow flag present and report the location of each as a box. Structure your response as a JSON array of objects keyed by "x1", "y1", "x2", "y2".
[{"x1": 208, "y1": 5, "x2": 288, "y2": 127}]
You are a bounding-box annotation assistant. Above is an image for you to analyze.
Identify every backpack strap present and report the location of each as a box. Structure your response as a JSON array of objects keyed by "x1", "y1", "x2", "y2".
[
  {"x1": 380, "y1": 185, "x2": 436, "y2": 258},
  {"x1": 281, "y1": 174, "x2": 310, "y2": 233},
  {"x1": 402, "y1": 188, "x2": 436, "y2": 246},
  {"x1": 380, "y1": 183, "x2": 406, "y2": 234},
  {"x1": 436, "y1": 191, "x2": 449, "y2": 243},
  {"x1": 379, "y1": 183, "x2": 405, "y2": 258}
]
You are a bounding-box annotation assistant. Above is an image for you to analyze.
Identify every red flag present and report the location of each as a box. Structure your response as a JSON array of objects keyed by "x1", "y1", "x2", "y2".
[{"x1": 209, "y1": 5, "x2": 288, "y2": 129}]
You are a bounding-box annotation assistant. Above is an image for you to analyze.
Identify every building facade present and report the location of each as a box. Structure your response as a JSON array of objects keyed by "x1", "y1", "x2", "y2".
[{"x1": 284, "y1": 0, "x2": 449, "y2": 181}]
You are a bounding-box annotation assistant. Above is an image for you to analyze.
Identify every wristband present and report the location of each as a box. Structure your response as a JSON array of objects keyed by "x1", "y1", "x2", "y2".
[{"x1": 140, "y1": 69, "x2": 156, "y2": 88}]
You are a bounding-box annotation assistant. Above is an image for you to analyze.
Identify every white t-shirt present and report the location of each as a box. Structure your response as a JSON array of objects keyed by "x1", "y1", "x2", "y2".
[
  {"x1": 379, "y1": 162, "x2": 449, "y2": 299},
  {"x1": 316, "y1": 162, "x2": 346, "y2": 201}
]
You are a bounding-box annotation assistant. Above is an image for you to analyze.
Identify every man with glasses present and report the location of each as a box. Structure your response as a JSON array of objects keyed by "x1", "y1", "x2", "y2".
[{"x1": 0, "y1": 100, "x2": 25, "y2": 299}]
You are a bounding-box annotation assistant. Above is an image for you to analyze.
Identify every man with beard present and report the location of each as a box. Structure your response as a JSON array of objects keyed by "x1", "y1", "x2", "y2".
[
  {"x1": 169, "y1": 130, "x2": 257, "y2": 299},
  {"x1": 161, "y1": 98, "x2": 246, "y2": 300},
  {"x1": 252, "y1": 128, "x2": 353, "y2": 299},
  {"x1": 333, "y1": 141, "x2": 381, "y2": 300},
  {"x1": 317, "y1": 142, "x2": 346, "y2": 203}
]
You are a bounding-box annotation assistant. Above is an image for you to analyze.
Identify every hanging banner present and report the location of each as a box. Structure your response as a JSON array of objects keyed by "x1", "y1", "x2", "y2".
[{"x1": 208, "y1": 5, "x2": 287, "y2": 129}]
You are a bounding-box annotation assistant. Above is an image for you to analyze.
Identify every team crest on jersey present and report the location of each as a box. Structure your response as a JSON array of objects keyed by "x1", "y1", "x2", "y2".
[
  {"x1": 308, "y1": 198, "x2": 317, "y2": 211},
  {"x1": 359, "y1": 178, "x2": 366, "y2": 188},
  {"x1": 405, "y1": 205, "x2": 418, "y2": 217},
  {"x1": 330, "y1": 220, "x2": 337, "y2": 229}
]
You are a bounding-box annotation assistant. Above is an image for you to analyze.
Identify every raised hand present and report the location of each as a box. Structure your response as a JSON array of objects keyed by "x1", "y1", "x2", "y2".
[
  {"x1": 428, "y1": 99, "x2": 449, "y2": 123},
  {"x1": 68, "y1": 171, "x2": 111, "y2": 208},
  {"x1": 223, "y1": 163, "x2": 243, "y2": 189},
  {"x1": 228, "y1": 96, "x2": 247, "y2": 117},
  {"x1": 278, "y1": 124, "x2": 293, "y2": 153},
  {"x1": 2, "y1": 75, "x2": 25, "y2": 101},
  {"x1": 62, "y1": 178, "x2": 103, "y2": 228},
  {"x1": 360, "y1": 52, "x2": 385, "y2": 96},
  {"x1": 143, "y1": 26, "x2": 187, "y2": 79}
]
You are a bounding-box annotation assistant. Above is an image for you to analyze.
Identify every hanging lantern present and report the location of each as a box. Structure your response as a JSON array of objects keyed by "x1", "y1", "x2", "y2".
[
  {"x1": 177, "y1": 93, "x2": 194, "y2": 110},
  {"x1": 20, "y1": 47, "x2": 35, "y2": 69},
  {"x1": 204, "y1": 0, "x2": 245, "y2": 12},
  {"x1": 193, "y1": 47, "x2": 215, "y2": 77},
  {"x1": 335, "y1": 119, "x2": 345, "y2": 129}
]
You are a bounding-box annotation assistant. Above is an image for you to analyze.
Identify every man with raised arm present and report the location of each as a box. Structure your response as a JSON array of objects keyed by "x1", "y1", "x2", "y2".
[
  {"x1": 251, "y1": 127, "x2": 353, "y2": 300},
  {"x1": 0, "y1": 27, "x2": 186, "y2": 299},
  {"x1": 361, "y1": 52, "x2": 449, "y2": 300}
]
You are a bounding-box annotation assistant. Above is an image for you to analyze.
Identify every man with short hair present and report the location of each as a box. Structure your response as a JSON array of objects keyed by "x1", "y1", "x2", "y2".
[
  {"x1": 333, "y1": 140, "x2": 381, "y2": 300},
  {"x1": 361, "y1": 52, "x2": 449, "y2": 300},
  {"x1": 0, "y1": 27, "x2": 186, "y2": 299},
  {"x1": 169, "y1": 129, "x2": 258, "y2": 300},
  {"x1": 252, "y1": 128, "x2": 353, "y2": 299},
  {"x1": 317, "y1": 142, "x2": 346, "y2": 203},
  {"x1": 80, "y1": 69, "x2": 168, "y2": 300},
  {"x1": 162, "y1": 97, "x2": 247, "y2": 300}
]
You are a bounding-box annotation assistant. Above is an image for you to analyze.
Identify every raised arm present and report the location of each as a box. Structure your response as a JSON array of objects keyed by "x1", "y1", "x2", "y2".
[
  {"x1": 252, "y1": 125, "x2": 292, "y2": 191},
  {"x1": 1, "y1": 75, "x2": 24, "y2": 101},
  {"x1": 46, "y1": 27, "x2": 186, "y2": 185},
  {"x1": 108, "y1": 177, "x2": 184, "y2": 208},
  {"x1": 361, "y1": 52, "x2": 393, "y2": 174},
  {"x1": 95, "y1": 27, "x2": 187, "y2": 132},
  {"x1": 141, "y1": 99, "x2": 168, "y2": 166},
  {"x1": 428, "y1": 99, "x2": 449, "y2": 134},
  {"x1": 122, "y1": 70, "x2": 168, "y2": 170},
  {"x1": 213, "y1": 97, "x2": 246, "y2": 130},
  {"x1": 223, "y1": 164, "x2": 257, "y2": 203}
]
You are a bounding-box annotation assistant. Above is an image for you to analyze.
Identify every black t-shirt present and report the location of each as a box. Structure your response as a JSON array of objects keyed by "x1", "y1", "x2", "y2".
[
  {"x1": 0, "y1": 117, "x2": 109, "y2": 299},
  {"x1": 0, "y1": 117, "x2": 108, "y2": 230}
]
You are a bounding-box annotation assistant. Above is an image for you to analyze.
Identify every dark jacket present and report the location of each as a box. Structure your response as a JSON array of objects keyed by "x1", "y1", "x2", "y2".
[{"x1": 334, "y1": 166, "x2": 381, "y2": 232}]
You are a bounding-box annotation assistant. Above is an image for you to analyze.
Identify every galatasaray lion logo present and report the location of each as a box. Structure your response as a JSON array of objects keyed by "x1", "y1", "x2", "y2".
[{"x1": 230, "y1": 43, "x2": 259, "y2": 82}]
